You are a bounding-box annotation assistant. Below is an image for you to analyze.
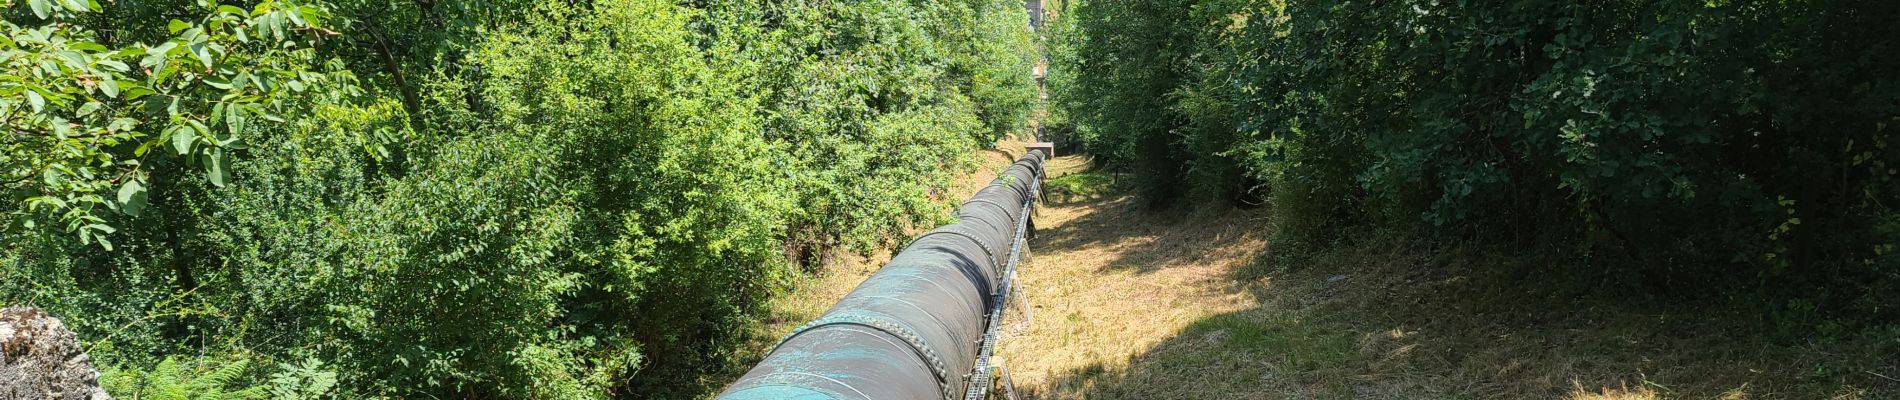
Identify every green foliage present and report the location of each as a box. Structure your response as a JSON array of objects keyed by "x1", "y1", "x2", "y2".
[
  {"x1": 694, "y1": 0, "x2": 1038, "y2": 263},
  {"x1": 1, "y1": 0, "x2": 350, "y2": 249},
  {"x1": 104, "y1": 355, "x2": 338, "y2": 400},
  {"x1": 1038, "y1": 0, "x2": 1080, "y2": 141},
  {"x1": 958, "y1": 0, "x2": 1041, "y2": 140},
  {"x1": 4, "y1": 0, "x2": 1037, "y2": 398},
  {"x1": 268, "y1": 358, "x2": 338, "y2": 400},
  {"x1": 103, "y1": 356, "x2": 269, "y2": 400},
  {"x1": 1047, "y1": 0, "x2": 1255, "y2": 205},
  {"x1": 1053, "y1": 0, "x2": 1900, "y2": 320}
]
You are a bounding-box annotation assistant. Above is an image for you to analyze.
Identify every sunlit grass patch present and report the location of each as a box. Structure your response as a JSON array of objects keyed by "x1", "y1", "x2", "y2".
[
  {"x1": 1032, "y1": 308, "x2": 1358, "y2": 399},
  {"x1": 1180, "y1": 312, "x2": 1355, "y2": 371},
  {"x1": 1044, "y1": 170, "x2": 1120, "y2": 204},
  {"x1": 1569, "y1": 382, "x2": 1661, "y2": 400}
]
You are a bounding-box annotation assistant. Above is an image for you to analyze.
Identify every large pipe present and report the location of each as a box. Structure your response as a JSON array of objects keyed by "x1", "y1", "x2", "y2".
[{"x1": 719, "y1": 151, "x2": 1047, "y2": 400}]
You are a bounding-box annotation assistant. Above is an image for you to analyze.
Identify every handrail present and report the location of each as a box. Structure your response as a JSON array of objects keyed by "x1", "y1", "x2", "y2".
[{"x1": 962, "y1": 161, "x2": 1040, "y2": 400}]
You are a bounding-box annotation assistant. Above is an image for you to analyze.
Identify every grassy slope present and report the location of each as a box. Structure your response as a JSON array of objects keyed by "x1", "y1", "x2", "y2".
[{"x1": 999, "y1": 156, "x2": 1898, "y2": 400}]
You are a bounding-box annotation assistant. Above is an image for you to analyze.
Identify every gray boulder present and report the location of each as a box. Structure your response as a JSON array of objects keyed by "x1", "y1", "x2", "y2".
[{"x1": 1, "y1": 307, "x2": 112, "y2": 400}]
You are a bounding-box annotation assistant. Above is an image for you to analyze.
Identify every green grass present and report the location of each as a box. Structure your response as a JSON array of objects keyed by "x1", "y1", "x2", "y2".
[
  {"x1": 1043, "y1": 171, "x2": 1120, "y2": 204},
  {"x1": 1183, "y1": 312, "x2": 1354, "y2": 371}
]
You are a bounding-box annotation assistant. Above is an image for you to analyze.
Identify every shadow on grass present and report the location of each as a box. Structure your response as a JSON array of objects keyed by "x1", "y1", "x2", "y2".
[{"x1": 1027, "y1": 229, "x2": 1900, "y2": 400}]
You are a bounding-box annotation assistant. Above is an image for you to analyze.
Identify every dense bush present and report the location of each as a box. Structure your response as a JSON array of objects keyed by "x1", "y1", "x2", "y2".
[
  {"x1": 1048, "y1": 0, "x2": 1260, "y2": 206},
  {"x1": 3, "y1": 0, "x2": 1037, "y2": 398},
  {"x1": 1051, "y1": 0, "x2": 1900, "y2": 320}
]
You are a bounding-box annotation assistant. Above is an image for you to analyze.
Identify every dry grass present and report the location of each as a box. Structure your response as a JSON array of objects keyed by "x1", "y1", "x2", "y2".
[
  {"x1": 999, "y1": 155, "x2": 1284, "y2": 398},
  {"x1": 990, "y1": 155, "x2": 1896, "y2": 400},
  {"x1": 999, "y1": 155, "x2": 1338, "y2": 399},
  {"x1": 1568, "y1": 383, "x2": 1661, "y2": 400}
]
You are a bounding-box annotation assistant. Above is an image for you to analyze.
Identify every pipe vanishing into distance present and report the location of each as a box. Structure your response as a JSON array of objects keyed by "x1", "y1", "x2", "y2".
[{"x1": 718, "y1": 150, "x2": 1047, "y2": 400}]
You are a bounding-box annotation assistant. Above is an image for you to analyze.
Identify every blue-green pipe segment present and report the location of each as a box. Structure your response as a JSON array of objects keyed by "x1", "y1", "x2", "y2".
[{"x1": 718, "y1": 150, "x2": 1047, "y2": 400}]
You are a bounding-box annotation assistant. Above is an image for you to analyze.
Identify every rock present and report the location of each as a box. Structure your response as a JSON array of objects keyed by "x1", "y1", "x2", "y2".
[{"x1": 1, "y1": 306, "x2": 112, "y2": 400}]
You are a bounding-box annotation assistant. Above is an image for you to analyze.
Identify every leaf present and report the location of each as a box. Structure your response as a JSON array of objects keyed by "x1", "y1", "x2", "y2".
[
  {"x1": 143, "y1": 55, "x2": 169, "y2": 80},
  {"x1": 269, "y1": 13, "x2": 286, "y2": 40},
  {"x1": 142, "y1": 43, "x2": 177, "y2": 80},
  {"x1": 170, "y1": 125, "x2": 197, "y2": 155},
  {"x1": 107, "y1": 118, "x2": 136, "y2": 132},
  {"x1": 284, "y1": 9, "x2": 306, "y2": 27},
  {"x1": 50, "y1": 118, "x2": 70, "y2": 138},
  {"x1": 29, "y1": 0, "x2": 51, "y2": 19},
  {"x1": 97, "y1": 59, "x2": 129, "y2": 72},
  {"x1": 69, "y1": 42, "x2": 108, "y2": 52},
  {"x1": 226, "y1": 103, "x2": 247, "y2": 134},
  {"x1": 186, "y1": 119, "x2": 209, "y2": 137},
  {"x1": 54, "y1": 50, "x2": 90, "y2": 69},
  {"x1": 24, "y1": 89, "x2": 45, "y2": 112},
  {"x1": 191, "y1": 42, "x2": 214, "y2": 69},
  {"x1": 117, "y1": 179, "x2": 147, "y2": 216},
  {"x1": 203, "y1": 147, "x2": 229, "y2": 187},
  {"x1": 98, "y1": 78, "x2": 120, "y2": 98},
  {"x1": 58, "y1": 0, "x2": 87, "y2": 12},
  {"x1": 123, "y1": 86, "x2": 155, "y2": 100},
  {"x1": 169, "y1": 19, "x2": 191, "y2": 34},
  {"x1": 41, "y1": 168, "x2": 62, "y2": 187},
  {"x1": 148, "y1": 41, "x2": 179, "y2": 58},
  {"x1": 111, "y1": 46, "x2": 146, "y2": 59}
]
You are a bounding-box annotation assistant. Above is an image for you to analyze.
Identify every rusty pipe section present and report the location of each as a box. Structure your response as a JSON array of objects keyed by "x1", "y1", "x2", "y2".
[{"x1": 717, "y1": 150, "x2": 1047, "y2": 400}]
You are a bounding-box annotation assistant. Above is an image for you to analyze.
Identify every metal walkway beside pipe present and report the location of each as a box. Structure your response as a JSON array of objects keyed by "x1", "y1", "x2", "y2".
[{"x1": 717, "y1": 150, "x2": 1048, "y2": 400}]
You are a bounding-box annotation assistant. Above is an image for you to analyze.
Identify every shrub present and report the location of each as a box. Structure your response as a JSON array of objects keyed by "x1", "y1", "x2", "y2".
[
  {"x1": 1052, "y1": 0, "x2": 1900, "y2": 319},
  {"x1": 4, "y1": 0, "x2": 1039, "y2": 397}
]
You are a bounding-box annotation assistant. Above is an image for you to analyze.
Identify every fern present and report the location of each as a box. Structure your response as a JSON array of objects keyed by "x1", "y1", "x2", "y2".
[
  {"x1": 268, "y1": 358, "x2": 339, "y2": 400},
  {"x1": 103, "y1": 356, "x2": 269, "y2": 400}
]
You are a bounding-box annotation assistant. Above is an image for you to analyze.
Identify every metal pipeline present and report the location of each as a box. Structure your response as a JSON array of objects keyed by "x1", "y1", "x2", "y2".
[{"x1": 718, "y1": 150, "x2": 1047, "y2": 400}]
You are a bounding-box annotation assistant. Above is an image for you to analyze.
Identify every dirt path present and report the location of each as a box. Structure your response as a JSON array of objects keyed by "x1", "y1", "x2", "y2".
[{"x1": 998, "y1": 155, "x2": 1320, "y2": 399}]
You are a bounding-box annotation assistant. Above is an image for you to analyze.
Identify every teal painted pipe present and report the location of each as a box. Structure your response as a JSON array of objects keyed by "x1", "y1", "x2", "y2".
[{"x1": 719, "y1": 151, "x2": 1045, "y2": 400}]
